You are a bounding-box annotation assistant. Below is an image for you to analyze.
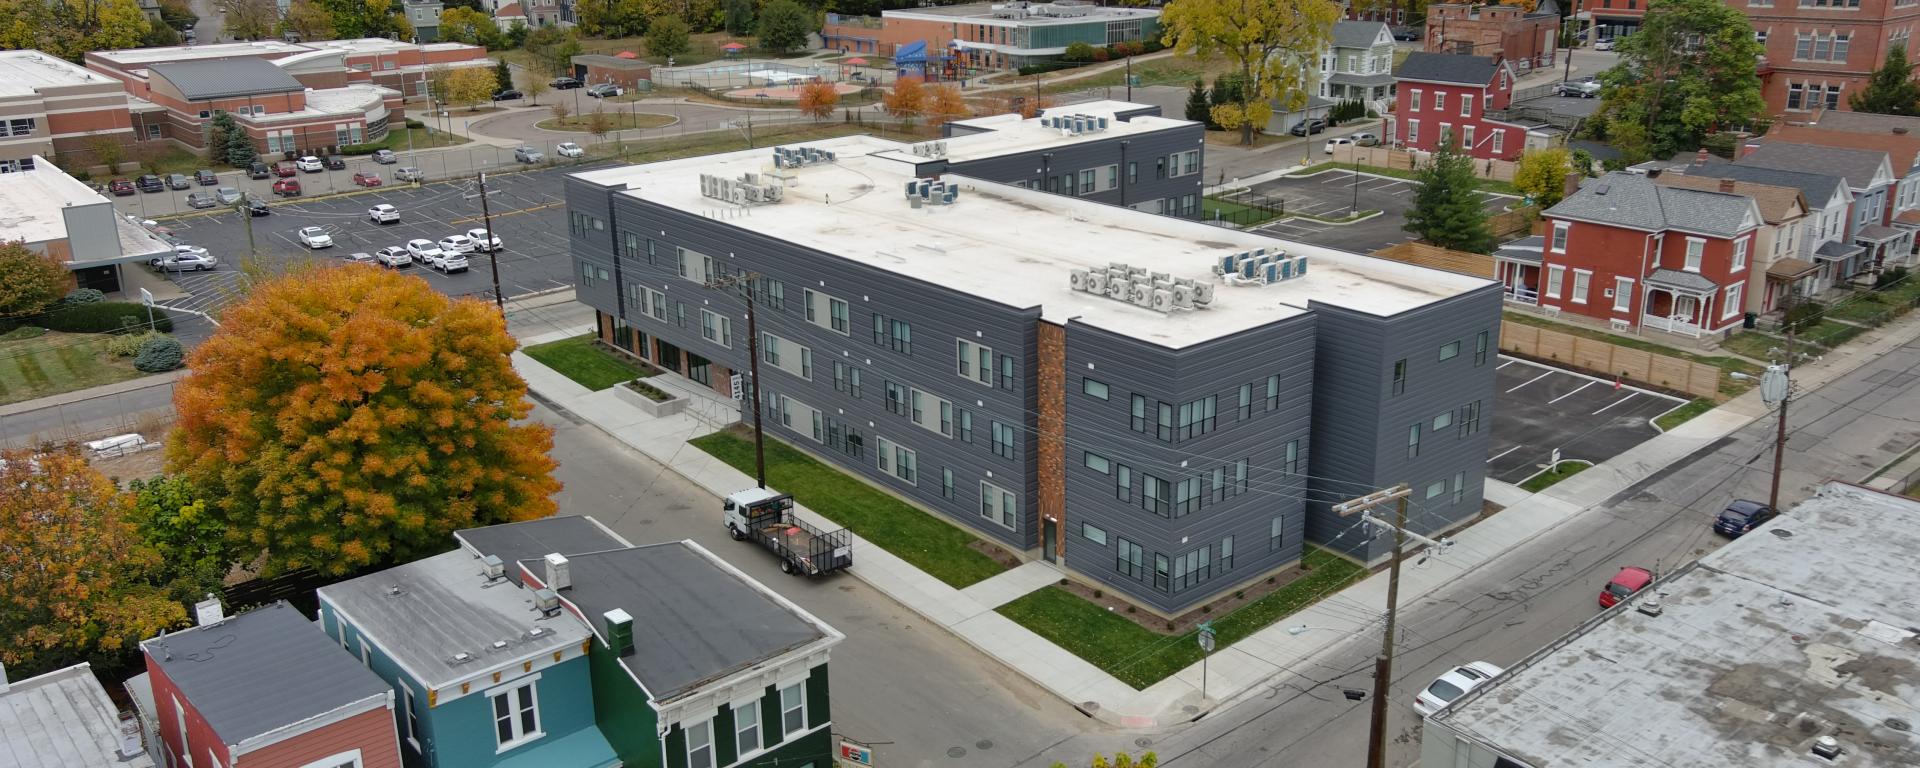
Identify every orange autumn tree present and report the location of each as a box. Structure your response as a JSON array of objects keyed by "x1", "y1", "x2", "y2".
[
  {"x1": 797, "y1": 80, "x2": 840, "y2": 120},
  {"x1": 168, "y1": 264, "x2": 562, "y2": 577},
  {"x1": 925, "y1": 83, "x2": 970, "y2": 127},
  {"x1": 883, "y1": 75, "x2": 927, "y2": 125},
  {"x1": 0, "y1": 448, "x2": 183, "y2": 677}
]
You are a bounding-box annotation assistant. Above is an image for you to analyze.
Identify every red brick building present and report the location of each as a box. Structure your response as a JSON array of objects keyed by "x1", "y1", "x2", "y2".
[
  {"x1": 138, "y1": 602, "x2": 401, "y2": 768},
  {"x1": 1501, "y1": 171, "x2": 1764, "y2": 336},
  {"x1": 1738, "y1": 0, "x2": 1920, "y2": 116},
  {"x1": 1392, "y1": 52, "x2": 1528, "y2": 160},
  {"x1": 141, "y1": 57, "x2": 404, "y2": 156},
  {"x1": 1425, "y1": 3, "x2": 1561, "y2": 72},
  {"x1": 1574, "y1": 0, "x2": 1646, "y2": 41}
]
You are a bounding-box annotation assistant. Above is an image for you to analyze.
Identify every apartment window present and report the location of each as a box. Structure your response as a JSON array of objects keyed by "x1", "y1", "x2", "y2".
[
  {"x1": 1154, "y1": 554, "x2": 1171, "y2": 591},
  {"x1": 910, "y1": 389, "x2": 952, "y2": 436},
  {"x1": 1142, "y1": 473, "x2": 1171, "y2": 516},
  {"x1": 941, "y1": 467, "x2": 954, "y2": 499},
  {"x1": 956, "y1": 408, "x2": 971, "y2": 441},
  {"x1": 1834, "y1": 33, "x2": 1850, "y2": 61},
  {"x1": 1211, "y1": 466, "x2": 1226, "y2": 501},
  {"x1": 1551, "y1": 221, "x2": 1569, "y2": 252},
  {"x1": 1545, "y1": 265, "x2": 1565, "y2": 298},
  {"x1": 1732, "y1": 238, "x2": 1748, "y2": 271},
  {"x1": 1127, "y1": 161, "x2": 1137, "y2": 183},
  {"x1": 198, "y1": 110, "x2": 211, "y2": 119},
  {"x1": 1407, "y1": 119, "x2": 1420, "y2": 143},
  {"x1": 1433, "y1": 92, "x2": 1446, "y2": 111},
  {"x1": 763, "y1": 333, "x2": 812, "y2": 380},
  {"x1": 876, "y1": 437, "x2": 917, "y2": 484},
  {"x1": 1392, "y1": 359, "x2": 1407, "y2": 396},
  {"x1": 1460, "y1": 94, "x2": 1473, "y2": 117},
  {"x1": 1238, "y1": 383, "x2": 1253, "y2": 419},
  {"x1": 1083, "y1": 522, "x2": 1108, "y2": 545},
  {"x1": 1613, "y1": 277, "x2": 1634, "y2": 312},
  {"x1": 1433, "y1": 410, "x2": 1454, "y2": 432},
  {"x1": 1439, "y1": 341, "x2": 1460, "y2": 361},
  {"x1": 1410, "y1": 89, "x2": 1422, "y2": 110},
  {"x1": 1724, "y1": 284, "x2": 1745, "y2": 319},
  {"x1": 1236, "y1": 458, "x2": 1249, "y2": 491},
  {"x1": 1116, "y1": 537, "x2": 1145, "y2": 579},
  {"x1": 686, "y1": 719, "x2": 714, "y2": 768},
  {"x1": 700, "y1": 310, "x2": 731, "y2": 347},
  {"x1": 885, "y1": 381, "x2": 908, "y2": 416},
  {"x1": 490, "y1": 681, "x2": 541, "y2": 750},
  {"x1": 780, "y1": 682, "x2": 806, "y2": 736},
  {"x1": 1684, "y1": 238, "x2": 1704, "y2": 271},
  {"x1": 1474, "y1": 330, "x2": 1489, "y2": 365},
  {"x1": 957, "y1": 339, "x2": 993, "y2": 385},
  {"x1": 1130, "y1": 394, "x2": 1149, "y2": 432},
  {"x1": 677, "y1": 247, "x2": 710, "y2": 283},
  {"x1": 7, "y1": 118, "x2": 34, "y2": 136},
  {"x1": 1270, "y1": 518, "x2": 1284, "y2": 552},
  {"x1": 1103, "y1": 164, "x2": 1119, "y2": 191},
  {"x1": 1085, "y1": 452, "x2": 1111, "y2": 473},
  {"x1": 1173, "y1": 476, "x2": 1203, "y2": 516},
  {"x1": 1078, "y1": 168, "x2": 1096, "y2": 194},
  {"x1": 1459, "y1": 400, "x2": 1482, "y2": 436},
  {"x1": 1814, "y1": 33, "x2": 1830, "y2": 60},
  {"x1": 1083, "y1": 378, "x2": 1109, "y2": 399},
  {"x1": 401, "y1": 685, "x2": 421, "y2": 750},
  {"x1": 1453, "y1": 471, "x2": 1467, "y2": 504},
  {"x1": 1407, "y1": 423, "x2": 1421, "y2": 458},
  {"x1": 1182, "y1": 150, "x2": 1200, "y2": 176},
  {"x1": 1220, "y1": 536, "x2": 1235, "y2": 571},
  {"x1": 998, "y1": 355, "x2": 1015, "y2": 390},
  {"x1": 1491, "y1": 130, "x2": 1504, "y2": 155},
  {"x1": 981, "y1": 480, "x2": 1017, "y2": 528},
  {"x1": 1426, "y1": 479, "x2": 1447, "y2": 499},
  {"x1": 1177, "y1": 396, "x2": 1217, "y2": 439},
  {"x1": 1827, "y1": 84, "x2": 1842, "y2": 110},
  {"x1": 1571, "y1": 270, "x2": 1591, "y2": 304},
  {"x1": 1788, "y1": 82, "x2": 1805, "y2": 110},
  {"x1": 1285, "y1": 439, "x2": 1302, "y2": 474},
  {"x1": 991, "y1": 421, "x2": 1015, "y2": 459},
  {"x1": 1157, "y1": 401, "x2": 1174, "y2": 442},
  {"x1": 1462, "y1": 125, "x2": 1476, "y2": 150},
  {"x1": 870, "y1": 316, "x2": 912, "y2": 354},
  {"x1": 1155, "y1": 155, "x2": 1167, "y2": 179},
  {"x1": 1266, "y1": 374, "x2": 1281, "y2": 409}
]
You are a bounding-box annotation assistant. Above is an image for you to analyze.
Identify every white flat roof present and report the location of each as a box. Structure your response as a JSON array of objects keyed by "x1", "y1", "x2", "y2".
[
  {"x1": 879, "y1": 101, "x2": 1191, "y2": 165},
  {"x1": 0, "y1": 159, "x2": 110, "y2": 244},
  {"x1": 92, "y1": 40, "x2": 313, "y2": 66},
  {"x1": 0, "y1": 51, "x2": 115, "y2": 97},
  {"x1": 576, "y1": 135, "x2": 1487, "y2": 348},
  {"x1": 295, "y1": 84, "x2": 394, "y2": 116},
  {"x1": 1432, "y1": 482, "x2": 1920, "y2": 768}
]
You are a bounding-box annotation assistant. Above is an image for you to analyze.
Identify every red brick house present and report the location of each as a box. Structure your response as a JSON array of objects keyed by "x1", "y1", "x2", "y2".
[
  {"x1": 138, "y1": 601, "x2": 401, "y2": 768},
  {"x1": 1500, "y1": 171, "x2": 1764, "y2": 336},
  {"x1": 1425, "y1": 3, "x2": 1560, "y2": 72},
  {"x1": 1392, "y1": 52, "x2": 1528, "y2": 160}
]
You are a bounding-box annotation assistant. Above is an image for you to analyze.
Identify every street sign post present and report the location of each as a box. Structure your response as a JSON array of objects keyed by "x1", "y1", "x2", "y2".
[
  {"x1": 139, "y1": 288, "x2": 156, "y2": 329},
  {"x1": 1198, "y1": 621, "x2": 1217, "y2": 701}
]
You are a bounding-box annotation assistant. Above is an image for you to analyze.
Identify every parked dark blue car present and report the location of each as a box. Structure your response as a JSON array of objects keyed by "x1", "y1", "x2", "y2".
[{"x1": 1713, "y1": 499, "x2": 1776, "y2": 537}]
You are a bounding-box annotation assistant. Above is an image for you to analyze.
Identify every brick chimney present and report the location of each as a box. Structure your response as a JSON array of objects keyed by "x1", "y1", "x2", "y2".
[{"x1": 1719, "y1": 178, "x2": 1737, "y2": 193}]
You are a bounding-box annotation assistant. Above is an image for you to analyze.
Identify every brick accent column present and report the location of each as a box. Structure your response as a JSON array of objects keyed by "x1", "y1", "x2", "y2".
[
  {"x1": 596, "y1": 310, "x2": 612, "y2": 341},
  {"x1": 1036, "y1": 320, "x2": 1067, "y2": 559}
]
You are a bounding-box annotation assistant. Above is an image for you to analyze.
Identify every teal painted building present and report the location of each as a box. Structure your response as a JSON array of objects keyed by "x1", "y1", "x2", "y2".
[
  {"x1": 456, "y1": 517, "x2": 845, "y2": 768},
  {"x1": 318, "y1": 549, "x2": 620, "y2": 768}
]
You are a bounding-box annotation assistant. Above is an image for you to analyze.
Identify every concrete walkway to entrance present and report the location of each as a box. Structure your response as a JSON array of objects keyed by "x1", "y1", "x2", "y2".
[{"x1": 514, "y1": 308, "x2": 1920, "y2": 729}]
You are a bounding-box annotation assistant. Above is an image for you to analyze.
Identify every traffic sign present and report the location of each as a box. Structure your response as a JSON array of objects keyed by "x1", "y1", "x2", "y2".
[{"x1": 1198, "y1": 621, "x2": 1216, "y2": 653}]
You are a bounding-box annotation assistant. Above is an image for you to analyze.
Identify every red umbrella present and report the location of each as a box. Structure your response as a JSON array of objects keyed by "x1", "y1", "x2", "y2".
[
  {"x1": 845, "y1": 56, "x2": 869, "y2": 65},
  {"x1": 722, "y1": 42, "x2": 747, "y2": 51},
  {"x1": 615, "y1": 50, "x2": 638, "y2": 59}
]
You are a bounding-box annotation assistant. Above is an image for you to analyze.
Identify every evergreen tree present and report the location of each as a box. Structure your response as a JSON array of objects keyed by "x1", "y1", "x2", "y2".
[
  {"x1": 757, "y1": 0, "x2": 812, "y2": 55},
  {"x1": 1850, "y1": 44, "x2": 1920, "y2": 116},
  {"x1": 1403, "y1": 138, "x2": 1495, "y2": 253},
  {"x1": 495, "y1": 58, "x2": 514, "y2": 93},
  {"x1": 1185, "y1": 79, "x2": 1212, "y2": 125}
]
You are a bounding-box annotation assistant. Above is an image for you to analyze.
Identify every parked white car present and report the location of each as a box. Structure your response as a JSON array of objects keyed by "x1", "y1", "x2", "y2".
[
  {"x1": 153, "y1": 249, "x2": 218, "y2": 272},
  {"x1": 345, "y1": 251, "x2": 377, "y2": 264},
  {"x1": 368, "y1": 204, "x2": 400, "y2": 224},
  {"x1": 375, "y1": 246, "x2": 413, "y2": 268},
  {"x1": 1325, "y1": 136, "x2": 1355, "y2": 154},
  {"x1": 1413, "y1": 661, "x2": 1504, "y2": 717},
  {"x1": 294, "y1": 155, "x2": 324, "y2": 172},
  {"x1": 298, "y1": 227, "x2": 333, "y2": 249},
  {"x1": 437, "y1": 234, "x2": 477, "y2": 254},
  {"x1": 436, "y1": 249, "x2": 470, "y2": 273},
  {"x1": 465, "y1": 228, "x2": 504, "y2": 252},
  {"x1": 405, "y1": 238, "x2": 447, "y2": 268},
  {"x1": 556, "y1": 142, "x2": 585, "y2": 158}
]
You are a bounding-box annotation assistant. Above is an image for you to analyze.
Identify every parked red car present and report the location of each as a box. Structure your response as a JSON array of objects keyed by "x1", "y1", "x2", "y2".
[
  {"x1": 109, "y1": 178, "x2": 136, "y2": 196},
  {"x1": 272, "y1": 178, "x2": 302, "y2": 197},
  {"x1": 352, "y1": 171, "x2": 382, "y2": 187},
  {"x1": 1599, "y1": 566, "x2": 1654, "y2": 608},
  {"x1": 274, "y1": 161, "x2": 298, "y2": 177}
]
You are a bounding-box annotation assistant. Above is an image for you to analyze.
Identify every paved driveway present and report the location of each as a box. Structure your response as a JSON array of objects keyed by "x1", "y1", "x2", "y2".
[
  {"x1": 1487, "y1": 356, "x2": 1687, "y2": 484},
  {"x1": 1234, "y1": 170, "x2": 1515, "y2": 254}
]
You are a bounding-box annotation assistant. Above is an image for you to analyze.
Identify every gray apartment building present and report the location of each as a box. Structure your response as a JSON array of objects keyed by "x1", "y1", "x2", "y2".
[{"x1": 564, "y1": 126, "x2": 1499, "y2": 615}]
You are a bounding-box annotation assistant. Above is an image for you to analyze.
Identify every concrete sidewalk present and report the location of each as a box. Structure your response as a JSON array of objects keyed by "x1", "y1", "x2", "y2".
[{"x1": 514, "y1": 310, "x2": 1920, "y2": 730}]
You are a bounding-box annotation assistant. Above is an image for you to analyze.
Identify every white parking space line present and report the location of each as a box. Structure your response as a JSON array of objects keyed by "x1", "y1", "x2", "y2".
[
  {"x1": 1487, "y1": 445, "x2": 1523, "y2": 464},
  {"x1": 1497, "y1": 359, "x2": 1517, "y2": 370},
  {"x1": 1498, "y1": 355, "x2": 1686, "y2": 404},
  {"x1": 1593, "y1": 392, "x2": 1639, "y2": 415},
  {"x1": 1548, "y1": 381, "x2": 1595, "y2": 404},
  {"x1": 1506, "y1": 370, "x2": 1555, "y2": 393}
]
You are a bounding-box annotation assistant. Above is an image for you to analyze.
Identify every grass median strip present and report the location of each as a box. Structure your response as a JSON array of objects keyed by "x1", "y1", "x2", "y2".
[
  {"x1": 1520, "y1": 461, "x2": 1590, "y2": 493},
  {"x1": 522, "y1": 335, "x2": 655, "y2": 390},
  {"x1": 997, "y1": 547, "x2": 1366, "y2": 689},
  {"x1": 689, "y1": 429, "x2": 1007, "y2": 588},
  {"x1": 1655, "y1": 398, "x2": 1716, "y2": 431}
]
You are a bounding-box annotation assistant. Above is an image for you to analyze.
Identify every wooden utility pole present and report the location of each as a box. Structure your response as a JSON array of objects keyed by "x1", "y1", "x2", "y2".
[
  {"x1": 1334, "y1": 484, "x2": 1414, "y2": 768},
  {"x1": 706, "y1": 271, "x2": 767, "y2": 488}
]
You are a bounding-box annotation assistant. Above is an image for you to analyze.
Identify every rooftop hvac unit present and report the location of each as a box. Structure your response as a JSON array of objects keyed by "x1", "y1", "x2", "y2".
[
  {"x1": 1130, "y1": 283, "x2": 1155, "y2": 307},
  {"x1": 1070, "y1": 269, "x2": 1090, "y2": 291},
  {"x1": 1172, "y1": 284, "x2": 1194, "y2": 308},
  {"x1": 1097, "y1": 116, "x2": 1109, "y2": 130},
  {"x1": 1151, "y1": 289, "x2": 1174, "y2": 313},
  {"x1": 1216, "y1": 254, "x2": 1235, "y2": 275},
  {"x1": 533, "y1": 587, "x2": 560, "y2": 616},
  {"x1": 1241, "y1": 260, "x2": 1257, "y2": 279},
  {"x1": 1109, "y1": 261, "x2": 1128, "y2": 272},
  {"x1": 744, "y1": 185, "x2": 765, "y2": 203},
  {"x1": 1264, "y1": 263, "x2": 1279, "y2": 284},
  {"x1": 1105, "y1": 277, "x2": 1127, "y2": 299},
  {"x1": 1154, "y1": 279, "x2": 1173, "y2": 293},
  {"x1": 1249, "y1": 247, "x2": 1266, "y2": 260},
  {"x1": 1296, "y1": 255, "x2": 1309, "y2": 275},
  {"x1": 1087, "y1": 272, "x2": 1109, "y2": 294},
  {"x1": 481, "y1": 554, "x2": 504, "y2": 580},
  {"x1": 1194, "y1": 283, "x2": 1215, "y2": 306},
  {"x1": 1151, "y1": 271, "x2": 1170, "y2": 283},
  {"x1": 905, "y1": 179, "x2": 919, "y2": 197},
  {"x1": 942, "y1": 187, "x2": 957, "y2": 204},
  {"x1": 763, "y1": 185, "x2": 784, "y2": 202},
  {"x1": 1175, "y1": 277, "x2": 1196, "y2": 288}
]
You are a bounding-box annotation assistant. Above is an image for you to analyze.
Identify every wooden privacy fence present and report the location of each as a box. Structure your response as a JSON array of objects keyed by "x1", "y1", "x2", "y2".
[
  {"x1": 1370, "y1": 242, "x2": 1496, "y2": 277},
  {"x1": 1501, "y1": 321, "x2": 1723, "y2": 399},
  {"x1": 1331, "y1": 145, "x2": 1520, "y2": 183}
]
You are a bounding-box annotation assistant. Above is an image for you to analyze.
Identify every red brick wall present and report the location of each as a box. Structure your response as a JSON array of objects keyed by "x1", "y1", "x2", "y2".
[
  {"x1": 1393, "y1": 78, "x2": 1523, "y2": 159},
  {"x1": 144, "y1": 653, "x2": 235, "y2": 768},
  {"x1": 1539, "y1": 217, "x2": 1751, "y2": 330}
]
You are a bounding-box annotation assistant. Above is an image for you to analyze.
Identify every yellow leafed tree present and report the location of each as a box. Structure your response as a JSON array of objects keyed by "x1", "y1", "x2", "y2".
[
  {"x1": 1161, "y1": 0, "x2": 1343, "y2": 145},
  {"x1": 168, "y1": 265, "x2": 562, "y2": 576}
]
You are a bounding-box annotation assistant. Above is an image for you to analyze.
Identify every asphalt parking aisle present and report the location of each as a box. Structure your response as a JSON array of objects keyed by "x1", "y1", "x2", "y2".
[{"x1": 1486, "y1": 357, "x2": 1688, "y2": 484}]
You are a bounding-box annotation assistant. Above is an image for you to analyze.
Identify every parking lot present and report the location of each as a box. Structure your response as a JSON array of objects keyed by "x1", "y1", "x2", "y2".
[
  {"x1": 146, "y1": 164, "x2": 587, "y2": 316},
  {"x1": 1233, "y1": 170, "x2": 1515, "y2": 253},
  {"x1": 1487, "y1": 356, "x2": 1688, "y2": 484}
]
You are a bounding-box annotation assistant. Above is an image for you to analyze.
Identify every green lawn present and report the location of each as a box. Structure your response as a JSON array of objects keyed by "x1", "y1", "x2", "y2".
[
  {"x1": 0, "y1": 331, "x2": 146, "y2": 406},
  {"x1": 1826, "y1": 294, "x2": 1901, "y2": 326},
  {"x1": 1654, "y1": 398, "x2": 1716, "y2": 431},
  {"x1": 1297, "y1": 161, "x2": 1523, "y2": 196},
  {"x1": 373, "y1": 126, "x2": 469, "y2": 153},
  {"x1": 1520, "y1": 461, "x2": 1590, "y2": 493},
  {"x1": 1723, "y1": 320, "x2": 1862, "y2": 359},
  {"x1": 536, "y1": 112, "x2": 679, "y2": 132},
  {"x1": 1503, "y1": 311, "x2": 1760, "y2": 397},
  {"x1": 998, "y1": 547, "x2": 1367, "y2": 689},
  {"x1": 1202, "y1": 196, "x2": 1281, "y2": 226},
  {"x1": 521, "y1": 335, "x2": 654, "y2": 390},
  {"x1": 689, "y1": 430, "x2": 1007, "y2": 588}
]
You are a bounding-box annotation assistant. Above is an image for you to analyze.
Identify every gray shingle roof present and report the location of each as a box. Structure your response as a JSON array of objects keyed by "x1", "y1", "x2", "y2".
[
  {"x1": 147, "y1": 58, "x2": 303, "y2": 101},
  {"x1": 1494, "y1": 235, "x2": 1544, "y2": 264},
  {"x1": 1, "y1": 663, "x2": 154, "y2": 768},
  {"x1": 142, "y1": 601, "x2": 389, "y2": 745},
  {"x1": 1735, "y1": 142, "x2": 1890, "y2": 190},
  {"x1": 455, "y1": 516, "x2": 626, "y2": 585},
  {"x1": 528, "y1": 543, "x2": 831, "y2": 703},
  {"x1": 1396, "y1": 52, "x2": 1500, "y2": 85},
  {"x1": 1685, "y1": 163, "x2": 1846, "y2": 208},
  {"x1": 1815, "y1": 240, "x2": 1865, "y2": 260},
  {"x1": 1645, "y1": 268, "x2": 1719, "y2": 294},
  {"x1": 1545, "y1": 172, "x2": 1757, "y2": 237},
  {"x1": 1332, "y1": 21, "x2": 1389, "y2": 50}
]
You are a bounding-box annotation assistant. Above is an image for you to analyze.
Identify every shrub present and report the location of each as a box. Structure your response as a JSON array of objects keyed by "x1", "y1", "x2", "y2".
[
  {"x1": 1783, "y1": 299, "x2": 1825, "y2": 334},
  {"x1": 133, "y1": 336, "x2": 185, "y2": 372},
  {"x1": 338, "y1": 142, "x2": 385, "y2": 156},
  {"x1": 106, "y1": 331, "x2": 167, "y2": 357},
  {"x1": 0, "y1": 325, "x2": 47, "y2": 341},
  {"x1": 1876, "y1": 266, "x2": 1911, "y2": 290},
  {"x1": 1700, "y1": 132, "x2": 1739, "y2": 159},
  {"x1": 61, "y1": 288, "x2": 107, "y2": 306},
  {"x1": 405, "y1": 119, "x2": 426, "y2": 129},
  {"x1": 42, "y1": 301, "x2": 174, "y2": 334}
]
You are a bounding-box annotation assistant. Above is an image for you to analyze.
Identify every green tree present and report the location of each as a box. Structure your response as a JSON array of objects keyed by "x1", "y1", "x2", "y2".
[
  {"x1": 447, "y1": 65, "x2": 497, "y2": 110},
  {"x1": 215, "y1": 0, "x2": 277, "y2": 40},
  {"x1": 1403, "y1": 138, "x2": 1495, "y2": 253},
  {"x1": 646, "y1": 15, "x2": 691, "y2": 61},
  {"x1": 1184, "y1": 78, "x2": 1212, "y2": 125},
  {"x1": 86, "y1": 135, "x2": 126, "y2": 174},
  {"x1": 225, "y1": 118, "x2": 259, "y2": 168},
  {"x1": 280, "y1": 0, "x2": 336, "y2": 40},
  {"x1": 167, "y1": 265, "x2": 562, "y2": 577},
  {"x1": 1513, "y1": 147, "x2": 1573, "y2": 208},
  {"x1": 1162, "y1": 0, "x2": 1342, "y2": 144},
  {"x1": 1851, "y1": 44, "x2": 1920, "y2": 116},
  {"x1": 505, "y1": 20, "x2": 529, "y2": 47},
  {"x1": 440, "y1": 6, "x2": 504, "y2": 46},
  {"x1": 1063, "y1": 40, "x2": 1097, "y2": 62},
  {"x1": 127, "y1": 475, "x2": 237, "y2": 606},
  {"x1": 723, "y1": 0, "x2": 754, "y2": 34},
  {"x1": 1595, "y1": 0, "x2": 1764, "y2": 160},
  {"x1": 1571, "y1": 147, "x2": 1598, "y2": 178},
  {"x1": 495, "y1": 57, "x2": 514, "y2": 92},
  {"x1": 758, "y1": 0, "x2": 811, "y2": 54},
  {"x1": 0, "y1": 240, "x2": 74, "y2": 318}
]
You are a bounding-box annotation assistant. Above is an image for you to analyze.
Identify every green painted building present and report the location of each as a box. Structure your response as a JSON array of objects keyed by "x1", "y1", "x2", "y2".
[{"x1": 456, "y1": 516, "x2": 843, "y2": 768}]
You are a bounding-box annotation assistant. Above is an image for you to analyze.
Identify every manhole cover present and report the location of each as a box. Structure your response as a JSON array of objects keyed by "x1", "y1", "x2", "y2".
[
  {"x1": 1771, "y1": 529, "x2": 1795, "y2": 538},
  {"x1": 1183, "y1": 704, "x2": 1199, "y2": 713},
  {"x1": 947, "y1": 747, "x2": 967, "y2": 758},
  {"x1": 975, "y1": 740, "x2": 994, "y2": 750},
  {"x1": 1888, "y1": 718, "x2": 1912, "y2": 732},
  {"x1": 1134, "y1": 737, "x2": 1154, "y2": 748},
  {"x1": 1080, "y1": 701, "x2": 1102, "y2": 712}
]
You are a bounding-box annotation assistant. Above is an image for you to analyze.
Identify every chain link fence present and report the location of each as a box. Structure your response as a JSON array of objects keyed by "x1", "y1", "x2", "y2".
[{"x1": 0, "y1": 381, "x2": 177, "y2": 450}]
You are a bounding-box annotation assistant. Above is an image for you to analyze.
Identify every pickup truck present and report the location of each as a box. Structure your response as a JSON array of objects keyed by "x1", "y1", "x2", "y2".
[{"x1": 724, "y1": 488, "x2": 852, "y2": 576}]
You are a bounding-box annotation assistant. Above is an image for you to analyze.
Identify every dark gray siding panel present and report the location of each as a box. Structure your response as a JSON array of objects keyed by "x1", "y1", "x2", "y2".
[
  {"x1": 567, "y1": 176, "x2": 622, "y2": 315},
  {"x1": 1061, "y1": 312, "x2": 1316, "y2": 614},
  {"x1": 943, "y1": 123, "x2": 1206, "y2": 217}
]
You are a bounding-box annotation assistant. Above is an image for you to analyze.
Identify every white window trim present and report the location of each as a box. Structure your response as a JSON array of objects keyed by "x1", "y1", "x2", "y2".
[
  {"x1": 294, "y1": 750, "x2": 364, "y2": 768},
  {"x1": 1684, "y1": 237, "x2": 1706, "y2": 272},
  {"x1": 1461, "y1": 94, "x2": 1473, "y2": 117},
  {"x1": 779, "y1": 680, "x2": 808, "y2": 737},
  {"x1": 732, "y1": 696, "x2": 765, "y2": 760},
  {"x1": 1570, "y1": 269, "x2": 1592, "y2": 304},
  {"x1": 1551, "y1": 220, "x2": 1569, "y2": 253},
  {"x1": 1732, "y1": 236, "x2": 1749, "y2": 272},
  {"x1": 1723, "y1": 283, "x2": 1745, "y2": 320},
  {"x1": 1613, "y1": 276, "x2": 1634, "y2": 313},
  {"x1": 487, "y1": 676, "x2": 545, "y2": 754},
  {"x1": 1545, "y1": 264, "x2": 1565, "y2": 298},
  {"x1": 685, "y1": 717, "x2": 715, "y2": 768},
  {"x1": 1410, "y1": 88, "x2": 1422, "y2": 110}
]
